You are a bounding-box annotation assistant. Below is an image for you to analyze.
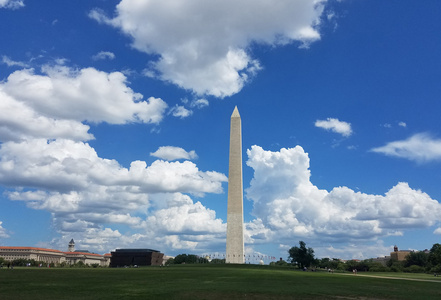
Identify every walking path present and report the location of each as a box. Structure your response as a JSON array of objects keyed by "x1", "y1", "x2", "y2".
[{"x1": 338, "y1": 272, "x2": 441, "y2": 283}]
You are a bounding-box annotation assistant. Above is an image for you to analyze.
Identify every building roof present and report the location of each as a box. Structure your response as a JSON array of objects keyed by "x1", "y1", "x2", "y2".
[
  {"x1": 0, "y1": 246, "x2": 106, "y2": 257},
  {"x1": 113, "y1": 248, "x2": 160, "y2": 253},
  {"x1": 0, "y1": 246, "x2": 64, "y2": 254},
  {"x1": 65, "y1": 251, "x2": 105, "y2": 257}
]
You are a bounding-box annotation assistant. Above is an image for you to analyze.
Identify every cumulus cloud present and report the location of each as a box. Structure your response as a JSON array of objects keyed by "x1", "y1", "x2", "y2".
[
  {"x1": 2, "y1": 64, "x2": 171, "y2": 142},
  {"x1": 0, "y1": 0, "x2": 24, "y2": 9},
  {"x1": 146, "y1": 193, "x2": 225, "y2": 235},
  {"x1": 315, "y1": 118, "x2": 352, "y2": 137},
  {"x1": 0, "y1": 90, "x2": 93, "y2": 142},
  {"x1": 92, "y1": 51, "x2": 116, "y2": 61},
  {"x1": 371, "y1": 133, "x2": 441, "y2": 163},
  {"x1": 90, "y1": 0, "x2": 327, "y2": 97},
  {"x1": 0, "y1": 221, "x2": 9, "y2": 238},
  {"x1": 1, "y1": 66, "x2": 167, "y2": 125},
  {"x1": 246, "y1": 146, "x2": 441, "y2": 248},
  {"x1": 398, "y1": 122, "x2": 407, "y2": 128},
  {"x1": 2, "y1": 138, "x2": 227, "y2": 252},
  {"x1": 0, "y1": 139, "x2": 226, "y2": 195},
  {"x1": 150, "y1": 146, "x2": 198, "y2": 161},
  {"x1": 0, "y1": 61, "x2": 232, "y2": 254},
  {"x1": 41, "y1": 192, "x2": 227, "y2": 254},
  {"x1": 169, "y1": 105, "x2": 193, "y2": 118}
]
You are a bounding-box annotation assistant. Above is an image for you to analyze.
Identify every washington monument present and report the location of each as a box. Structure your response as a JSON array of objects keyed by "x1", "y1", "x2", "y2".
[{"x1": 226, "y1": 106, "x2": 245, "y2": 264}]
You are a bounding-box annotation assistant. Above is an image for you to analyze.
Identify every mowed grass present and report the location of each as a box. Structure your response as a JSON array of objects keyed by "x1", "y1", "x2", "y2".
[{"x1": 1, "y1": 264, "x2": 441, "y2": 299}]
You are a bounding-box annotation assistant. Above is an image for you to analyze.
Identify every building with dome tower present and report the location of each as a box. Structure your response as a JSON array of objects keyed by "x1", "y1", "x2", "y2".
[{"x1": 0, "y1": 239, "x2": 110, "y2": 266}]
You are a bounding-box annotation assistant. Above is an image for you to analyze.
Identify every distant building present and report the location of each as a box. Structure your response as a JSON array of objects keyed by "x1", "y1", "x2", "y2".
[
  {"x1": 109, "y1": 249, "x2": 164, "y2": 267},
  {"x1": 390, "y1": 245, "x2": 411, "y2": 261},
  {"x1": 0, "y1": 239, "x2": 110, "y2": 266},
  {"x1": 371, "y1": 256, "x2": 390, "y2": 266},
  {"x1": 0, "y1": 246, "x2": 67, "y2": 265},
  {"x1": 64, "y1": 250, "x2": 110, "y2": 266}
]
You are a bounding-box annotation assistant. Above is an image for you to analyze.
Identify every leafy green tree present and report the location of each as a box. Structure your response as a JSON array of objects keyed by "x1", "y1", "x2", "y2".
[
  {"x1": 186, "y1": 254, "x2": 198, "y2": 264},
  {"x1": 173, "y1": 254, "x2": 204, "y2": 264},
  {"x1": 429, "y1": 244, "x2": 441, "y2": 266},
  {"x1": 288, "y1": 241, "x2": 315, "y2": 269},
  {"x1": 317, "y1": 258, "x2": 340, "y2": 270},
  {"x1": 12, "y1": 258, "x2": 39, "y2": 267},
  {"x1": 388, "y1": 260, "x2": 404, "y2": 272},
  {"x1": 404, "y1": 265, "x2": 425, "y2": 273},
  {"x1": 210, "y1": 258, "x2": 225, "y2": 264},
  {"x1": 404, "y1": 251, "x2": 428, "y2": 268},
  {"x1": 345, "y1": 260, "x2": 360, "y2": 272},
  {"x1": 270, "y1": 259, "x2": 288, "y2": 266},
  {"x1": 174, "y1": 254, "x2": 189, "y2": 264},
  {"x1": 368, "y1": 263, "x2": 388, "y2": 272}
]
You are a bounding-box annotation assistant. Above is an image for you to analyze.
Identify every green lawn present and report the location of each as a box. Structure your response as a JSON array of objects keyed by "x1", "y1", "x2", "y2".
[{"x1": 1, "y1": 265, "x2": 441, "y2": 299}]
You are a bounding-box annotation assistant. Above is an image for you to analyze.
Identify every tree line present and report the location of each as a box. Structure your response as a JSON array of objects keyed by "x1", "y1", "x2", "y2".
[
  {"x1": 0, "y1": 257, "x2": 101, "y2": 268},
  {"x1": 165, "y1": 254, "x2": 225, "y2": 265},
  {"x1": 278, "y1": 241, "x2": 441, "y2": 273}
]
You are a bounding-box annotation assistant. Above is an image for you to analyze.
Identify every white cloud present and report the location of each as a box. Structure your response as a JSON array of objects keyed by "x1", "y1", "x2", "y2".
[
  {"x1": 398, "y1": 122, "x2": 407, "y2": 128},
  {"x1": 434, "y1": 228, "x2": 441, "y2": 235},
  {"x1": 0, "y1": 139, "x2": 226, "y2": 195},
  {"x1": 146, "y1": 193, "x2": 225, "y2": 235},
  {"x1": 190, "y1": 99, "x2": 209, "y2": 109},
  {"x1": 1, "y1": 138, "x2": 227, "y2": 253},
  {"x1": 169, "y1": 105, "x2": 193, "y2": 118},
  {"x1": 0, "y1": 60, "x2": 231, "y2": 254},
  {"x1": 150, "y1": 146, "x2": 198, "y2": 161},
  {"x1": 246, "y1": 146, "x2": 441, "y2": 248},
  {"x1": 0, "y1": 221, "x2": 9, "y2": 238},
  {"x1": 315, "y1": 118, "x2": 352, "y2": 137},
  {"x1": 0, "y1": 90, "x2": 93, "y2": 142},
  {"x1": 2, "y1": 56, "x2": 29, "y2": 67},
  {"x1": 371, "y1": 133, "x2": 441, "y2": 163},
  {"x1": 2, "y1": 66, "x2": 168, "y2": 125},
  {"x1": 92, "y1": 51, "x2": 116, "y2": 61},
  {"x1": 90, "y1": 0, "x2": 327, "y2": 97},
  {"x1": 319, "y1": 241, "x2": 392, "y2": 260},
  {"x1": 0, "y1": 0, "x2": 24, "y2": 9}
]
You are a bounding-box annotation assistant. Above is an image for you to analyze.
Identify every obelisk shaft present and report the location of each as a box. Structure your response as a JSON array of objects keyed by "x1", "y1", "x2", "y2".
[{"x1": 226, "y1": 106, "x2": 244, "y2": 264}]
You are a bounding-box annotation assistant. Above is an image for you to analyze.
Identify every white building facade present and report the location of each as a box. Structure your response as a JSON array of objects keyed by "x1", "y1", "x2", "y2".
[{"x1": 0, "y1": 245, "x2": 110, "y2": 266}]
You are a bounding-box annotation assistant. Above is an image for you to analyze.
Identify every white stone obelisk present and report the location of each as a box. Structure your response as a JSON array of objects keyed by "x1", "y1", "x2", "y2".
[{"x1": 226, "y1": 106, "x2": 244, "y2": 264}]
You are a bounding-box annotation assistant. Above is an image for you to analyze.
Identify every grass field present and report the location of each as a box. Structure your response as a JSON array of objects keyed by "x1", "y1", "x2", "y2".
[{"x1": 1, "y1": 264, "x2": 441, "y2": 299}]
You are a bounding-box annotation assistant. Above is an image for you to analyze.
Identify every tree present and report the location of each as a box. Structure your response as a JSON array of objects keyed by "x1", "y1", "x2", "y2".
[
  {"x1": 429, "y1": 244, "x2": 441, "y2": 266},
  {"x1": 404, "y1": 251, "x2": 428, "y2": 268},
  {"x1": 270, "y1": 259, "x2": 288, "y2": 267},
  {"x1": 174, "y1": 254, "x2": 190, "y2": 264},
  {"x1": 165, "y1": 258, "x2": 175, "y2": 265},
  {"x1": 317, "y1": 258, "x2": 339, "y2": 270},
  {"x1": 210, "y1": 258, "x2": 225, "y2": 264},
  {"x1": 288, "y1": 241, "x2": 315, "y2": 269},
  {"x1": 429, "y1": 243, "x2": 441, "y2": 272},
  {"x1": 173, "y1": 254, "x2": 204, "y2": 264}
]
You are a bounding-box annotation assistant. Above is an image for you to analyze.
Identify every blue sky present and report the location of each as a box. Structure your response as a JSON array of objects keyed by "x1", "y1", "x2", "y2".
[{"x1": 1, "y1": 0, "x2": 441, "y2": 262}]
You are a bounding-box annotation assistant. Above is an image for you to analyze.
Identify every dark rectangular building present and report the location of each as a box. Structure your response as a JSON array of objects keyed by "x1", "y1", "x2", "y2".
[{"x1": 110, "y1": 249, "x2": 164, "y2": 267}]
